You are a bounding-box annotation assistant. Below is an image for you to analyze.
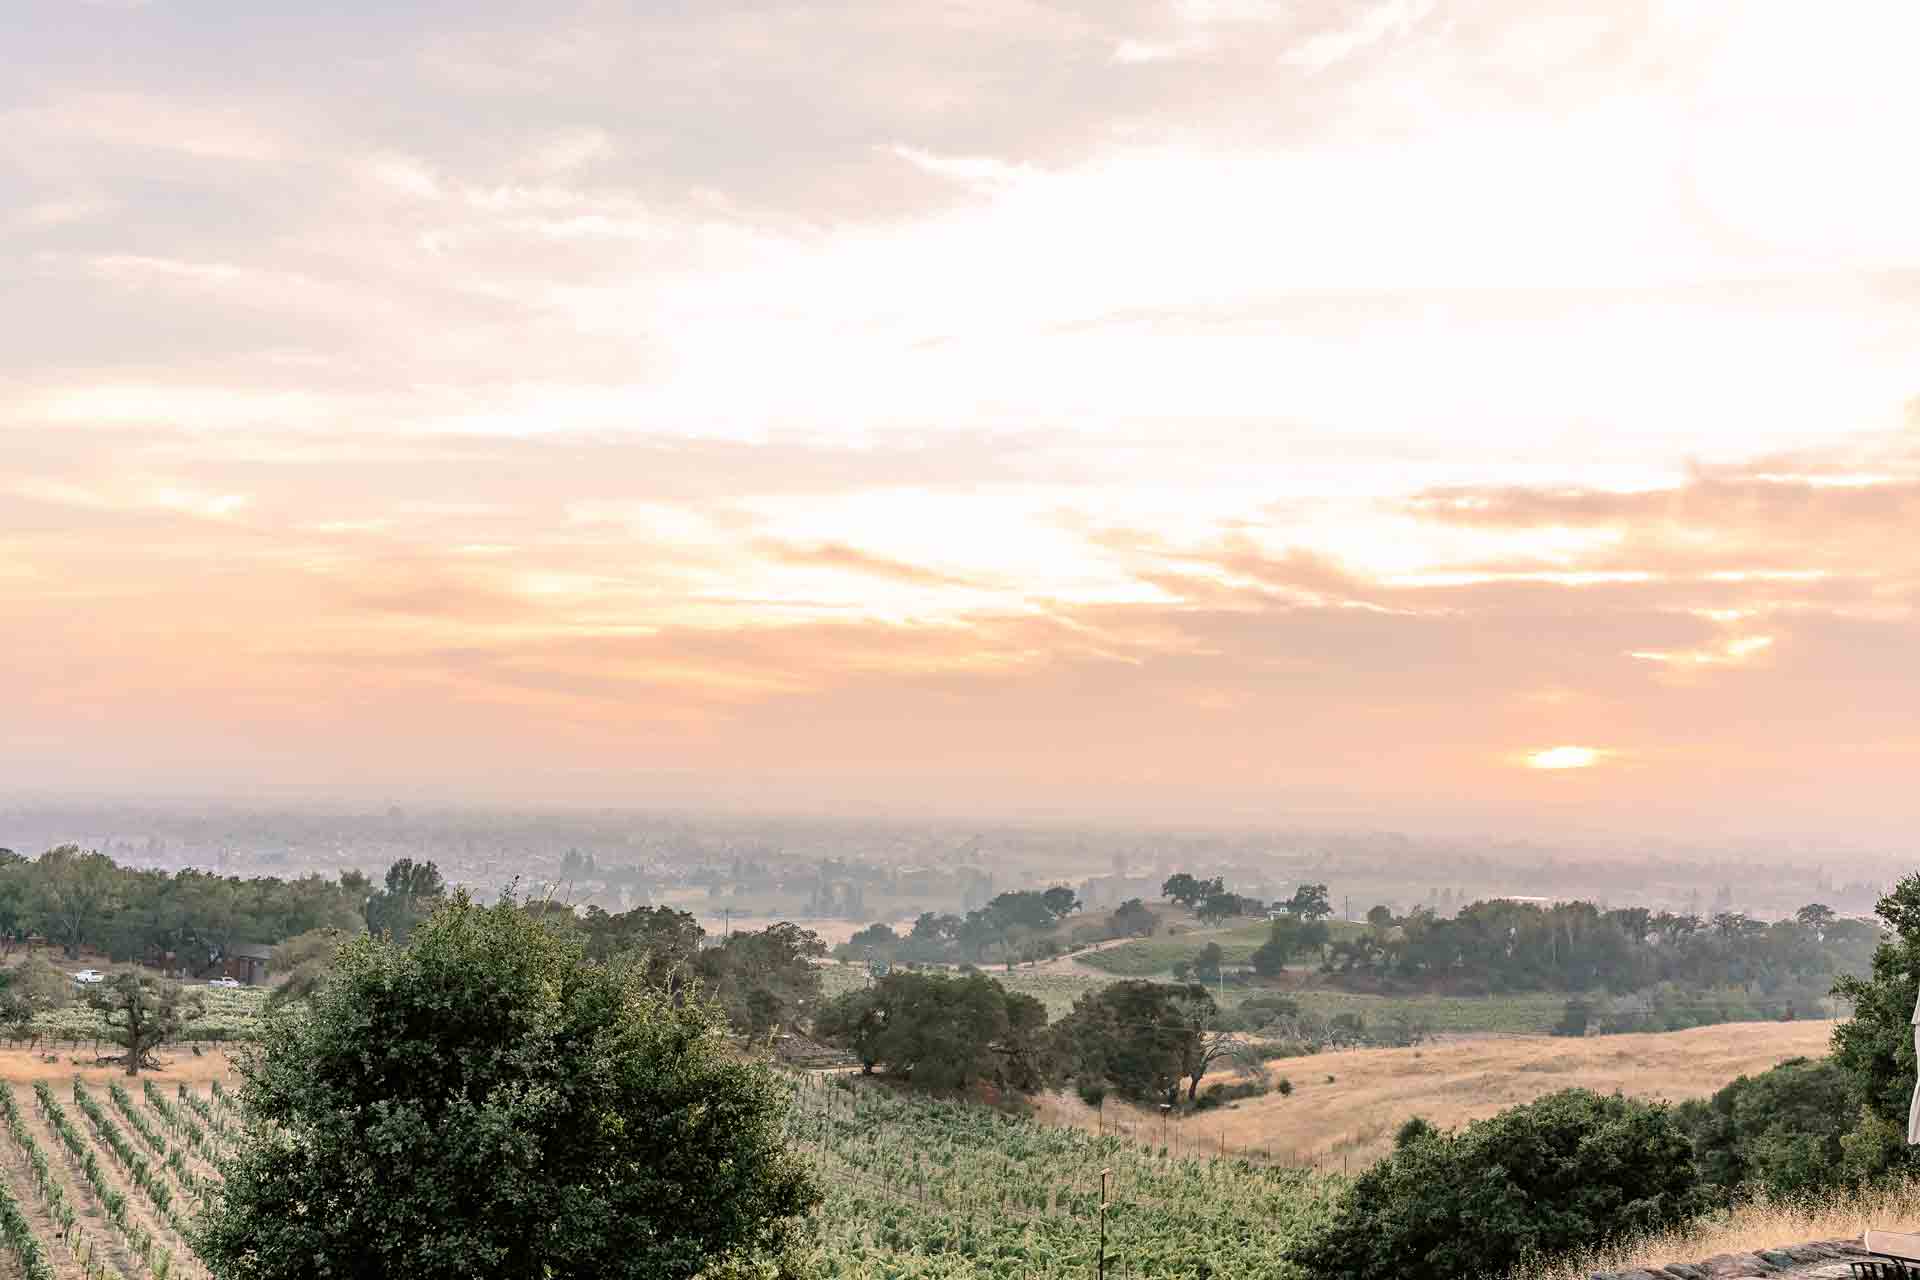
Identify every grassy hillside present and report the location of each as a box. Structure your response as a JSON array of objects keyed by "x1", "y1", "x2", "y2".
[{"x1": 1032, "y1": 1018, "x2": 1837, "y2": 1171}]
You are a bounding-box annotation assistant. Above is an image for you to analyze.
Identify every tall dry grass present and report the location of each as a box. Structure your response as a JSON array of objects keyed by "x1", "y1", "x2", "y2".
[{"x1": 1517, "y1": 1181, "x2": 1920, "y2": 1279}]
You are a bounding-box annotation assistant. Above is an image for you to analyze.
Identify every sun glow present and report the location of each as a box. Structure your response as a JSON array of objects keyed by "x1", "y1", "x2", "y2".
[{"x1": 1526, "y1": 746, "x2": 1601, "y2": 771}]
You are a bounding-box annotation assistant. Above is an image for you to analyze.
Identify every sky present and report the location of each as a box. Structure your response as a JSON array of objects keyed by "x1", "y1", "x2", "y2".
[{"x1": 4, "y1": 0, "x2": 1917, "y2": 838}]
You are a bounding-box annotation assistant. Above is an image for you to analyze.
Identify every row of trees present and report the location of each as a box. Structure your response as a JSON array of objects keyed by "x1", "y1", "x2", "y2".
[
  {"x1": 1160, "y1": 874, "x2": 1331, "y2": 923},
  {"x1": 844, "y1": 887, "x2": 1085, "y2": 967},
  {"x1": 0, "y1": 846, "x2": 459, "y2": 973},
  {"x1": 1258, "y1": 896, "x2": 1873, "y2": 998},
  {"x1": 813, "y1": 974, "x2": 1245, "y2": 1104},
  {"x1": 1293, "y1": 873, "x2": 1920, "y2": 1280}
]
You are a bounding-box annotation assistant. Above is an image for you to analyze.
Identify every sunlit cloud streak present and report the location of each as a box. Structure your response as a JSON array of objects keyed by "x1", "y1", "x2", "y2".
[{"x1": 1, "y1": 0, "x2": 1916, "y2": 835}]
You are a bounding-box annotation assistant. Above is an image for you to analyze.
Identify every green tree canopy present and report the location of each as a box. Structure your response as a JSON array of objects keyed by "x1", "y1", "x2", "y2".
[
  {"x1": 362, "y1": 858, "x2": 445, "y2": 944},
  {"x1": 814, "y1": 970, "x2": 1053, "y2": 1092},
  {"x1": 86, "y1": 971, "x2": 207, "y2": 1075},
  {"x1": 1160, "y1": 874, "x2": 1223, "y2": 910},
  {"x1": 196, "y1": 891, "x2": 817, "y2": 1280},
  {"x1": 1054, "y1": 980, "x2": 1219, "y2": 1105},
  {"x1": 1289, "y1": 1089, "x2": 1709, "y2": 1280}
]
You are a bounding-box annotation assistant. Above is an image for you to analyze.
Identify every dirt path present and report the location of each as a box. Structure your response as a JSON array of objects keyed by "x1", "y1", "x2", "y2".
[{"x1": 1018, "y1": 935, "x2": 1144, "y2": 975}]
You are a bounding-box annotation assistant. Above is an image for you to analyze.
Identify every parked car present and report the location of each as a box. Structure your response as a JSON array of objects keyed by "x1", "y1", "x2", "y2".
[
  {"x1": 71, "y1": 969, "x2": 105, "y2": 984},
  {"x1": 206, "y1": 976, "x2": 241, "y2": 989}
]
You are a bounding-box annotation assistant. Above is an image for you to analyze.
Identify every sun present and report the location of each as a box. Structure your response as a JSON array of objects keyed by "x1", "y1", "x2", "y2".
[{"x1": 1525, "y1": 745, "x2": 1602, "y2": 771}]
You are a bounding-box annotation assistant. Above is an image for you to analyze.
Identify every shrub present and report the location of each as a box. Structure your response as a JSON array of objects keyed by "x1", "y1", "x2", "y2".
[
  {"x1": 1675, "y1": 1056, "x2": 1854, "y2": 1198},
  {"x1": 1394, "y1": 1116, "x2": 1435, "y2": 1148},
  {"x1": 1286, "y1": 1089, "x2": 1710, "y2": 1280}
]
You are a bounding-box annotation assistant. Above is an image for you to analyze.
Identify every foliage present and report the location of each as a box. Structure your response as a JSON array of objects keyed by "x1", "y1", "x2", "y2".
[
  {"x1": 85, "y1": 972, "x2": 207, "y2": 1074},
  {"x1": 1250, "y1": 914, "x2": 1328, "y2": 977},
  {"x1": 781, "y1": 1071, "x2": 1337, "y2": 1278},
  {"x1": 1675, "y1": 1056, "x2": 1856, "y2": 1198},
  {"x1": 1282, "y1": 884, "x2": 1333, "y2": 921},
  {"x1": 1196, "y1": 892, "x2": 1262, "y2": 925},
  {"x1": 576, "y1": 902, "x2": 705, "y2": 984},
  {"x1": 1325, "y1": 898, "x2": 1871, "y2": 1001},
  {"x1": 1053, "y1": 980, "x2": 1221, "y2": 1104},
  {"x1": 696, "y1": 920, "x2": 827, "y2": 1037},
  {"x1": 2, "y1": 846, "x2": 367, "y2": 975},
  {"x1": 361, "y1": 857, "x2": 445, "y2": 943},
  {"x1": 0, "y1": 953, "x2": 73, "y2": 1029},
  {"x1": 264, "y1": 926, "x2": 348, "y2": 1007},
  {"x1": 1288, "y1": 1088, "x2": 1711, "y2": 1280},
  {"x1": 1109, "y1": 898, "x2": 1159, "y2": 938},
  {"x1": 814, "y1": 970, "x2": 1054, "y2": 1091},
  {"x1": 1832, "y1": 873, "x2": 1920, "y2": 1142},
  {"x1": 196, "y1": 890, "x2": 819, "y2": 1280},
  {"x1": 1160, "y1": 873, "x2": 1224, "y2": 910}
]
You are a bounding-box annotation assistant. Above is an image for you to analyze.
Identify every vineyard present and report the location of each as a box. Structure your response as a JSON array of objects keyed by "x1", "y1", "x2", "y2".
[
  {"x1": 781, "y1": 1073, "x2": 1336, "y2": 1278},
  {"x1": 9, "y1": 988, "x2": 268, "y2": 1049},
  {"x1": 0, "y1": 1072, "x2": 242, "y2": 1280},
  {"x1": 0, "y1": 1055, "x2": 1340, "y2": 1279}
]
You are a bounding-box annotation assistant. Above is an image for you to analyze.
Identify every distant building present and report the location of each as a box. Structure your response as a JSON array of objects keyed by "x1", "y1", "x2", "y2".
[{"x1": 226, "y1": 943, "x2": 274, "y2": 986}]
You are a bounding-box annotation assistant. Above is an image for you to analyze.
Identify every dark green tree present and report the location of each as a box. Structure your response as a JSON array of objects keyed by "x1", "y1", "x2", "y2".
[
  {"x1": 85, "y1": 972, "x2": 207, "y2": 1075},
  {"x1": 195, "y1": 891, "x2": 817, "y2": 1280},
  {"x1": 1160, "y1": 874, "x2": 1222, "y2": 910},
  {"x1": 1288, "y1": 1089, "x2": 1710, "y2": 1280},
  {"x1": 362, "y1": 858, "x2": 445, "y2": 944},
  {"x1": 1109, "y1": 898, "x2": 1158, "y2": 938},
  {"x1": 1192, "y1": 941, "x2": 1225, "y2": 984},
  {"x1": 815, "y1": 971, "x2": 1052, "y2": 1092},
  {"x1": 33, "y1": 846, "x2": 122, "y2": 958},
  {"x1": 695, "y1": 921, "x2": 825, "y2": 1037},
  {"x1": 1054, "y1": 980, "x2": 1217, "y2": 1105},
  {"x1": 1675, "y1": 1056, "x2": 1854, "y2": 1197},
  {"x1": 812, "y1": 987, "x2": 887, "y2": 1073},
  {"x1": 1832, "y1": 873, "x2": 1920, "y2": 1137},
  {"x1": 1251, "y1": 914, "x2": 1302, "y2": 977},
  {"x1": 1284, "y1": 883, "x2": 1333, "y2": 921},
  {"x1": 1040, "y1": 885, "x2": 1081, "y2": 920}
]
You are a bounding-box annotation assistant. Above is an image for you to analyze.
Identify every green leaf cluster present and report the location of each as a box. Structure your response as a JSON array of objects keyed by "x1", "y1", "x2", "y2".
[
  {"x1": 1287, "y1": 1088, "x2": 1710, "y2": 1280},
  {"x1": 195, "y1": 891, "x2": 819, "y2": 1280}
]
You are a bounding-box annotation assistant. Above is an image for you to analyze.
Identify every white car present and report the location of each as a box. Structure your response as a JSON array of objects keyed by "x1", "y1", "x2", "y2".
[
  {"x1": 71, "y1": 969, "x2": 105, "y2": 984},
  {"x1": 206, "y1": 977, "x2": 241, "y2": 989}
]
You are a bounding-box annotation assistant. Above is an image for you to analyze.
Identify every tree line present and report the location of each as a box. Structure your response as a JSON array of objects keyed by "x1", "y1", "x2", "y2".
[{"x1": 1248, "y1": 895, "x2": 1874, "y2": 1001}]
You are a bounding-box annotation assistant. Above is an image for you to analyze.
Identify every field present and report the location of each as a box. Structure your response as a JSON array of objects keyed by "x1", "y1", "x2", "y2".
[
  {"x1": 1074, "y1": 920, "x2": 1284, "y2": 976},
  {"x1": 0, "y1": 1049, "x2": 242, "y2": 1280},
  {"x1": 1033, "y1": 1019, "x2": 1838, "y2": 1171},
  {"x1": 783, "y1": 1072, "x2": 1335, "y2": 1278}
]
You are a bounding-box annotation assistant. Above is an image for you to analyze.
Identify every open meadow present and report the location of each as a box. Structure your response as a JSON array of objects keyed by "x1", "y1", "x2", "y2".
[{"x1": 1032, "y1": 1019, "x2": 1838, "y2": 1171}]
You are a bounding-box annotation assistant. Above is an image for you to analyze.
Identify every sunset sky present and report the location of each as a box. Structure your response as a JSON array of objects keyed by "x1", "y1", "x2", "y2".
[{"x1": 5, "y1": 1, "x2": 1917, "y2": 836}]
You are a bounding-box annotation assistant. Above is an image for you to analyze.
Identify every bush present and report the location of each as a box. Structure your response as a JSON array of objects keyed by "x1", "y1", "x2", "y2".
[
  {"x1": 1286, "y1": 1089, "x2": 1711, "y2": 1280},
  {"x1": 1676, "y1": 1056, "x2": 1854, "y2": 1198}
]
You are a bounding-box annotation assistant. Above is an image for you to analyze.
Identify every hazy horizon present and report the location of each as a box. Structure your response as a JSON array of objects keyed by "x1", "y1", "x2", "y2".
[{"x1": 6, "y1": 1, "x2": 1916, "y2": 840}]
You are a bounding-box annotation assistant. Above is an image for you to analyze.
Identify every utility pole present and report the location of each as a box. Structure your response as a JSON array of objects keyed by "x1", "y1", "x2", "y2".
[{"x1": 1097, "y1": 1167, "x2": 1111, "y2": 1280}]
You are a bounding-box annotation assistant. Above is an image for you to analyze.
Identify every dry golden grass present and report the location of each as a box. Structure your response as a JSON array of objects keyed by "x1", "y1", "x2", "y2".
[
  {"x1": 0, "y1": 1045, "x2": 240, "y2": 1085},
  {"x1": 1518, "y1": 1181, "x2": 1917, "y2": 1278},
  {"x1": 1033, "y1": 1020, "x2": 1837, "y2": 1170}
]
